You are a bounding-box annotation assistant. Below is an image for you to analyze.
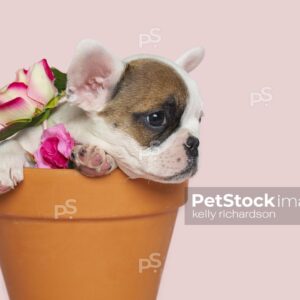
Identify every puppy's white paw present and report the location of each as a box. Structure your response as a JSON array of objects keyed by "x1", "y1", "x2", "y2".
[
  {"x1": 0, "y1": 158, "x2": 25, "y2": 195},
  {"x1": 71, "y1": 144, "x2": 117, "y2": 177},
  {"x1": 0, "y1": 141, "x2": 27, "y2": 195}
]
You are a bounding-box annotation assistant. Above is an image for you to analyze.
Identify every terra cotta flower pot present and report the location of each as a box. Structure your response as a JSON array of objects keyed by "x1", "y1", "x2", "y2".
[{"x1": 0, "y1": 169, "x2": 187, "y2": 300}]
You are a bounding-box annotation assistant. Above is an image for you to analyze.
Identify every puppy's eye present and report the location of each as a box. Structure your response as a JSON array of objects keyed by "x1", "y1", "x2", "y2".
[{"x1": 146, "y1": 111, "x2": 166, "y2": 128}]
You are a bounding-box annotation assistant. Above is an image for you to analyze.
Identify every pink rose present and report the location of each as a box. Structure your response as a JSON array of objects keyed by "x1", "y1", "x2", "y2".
[
  {"x1": 34, "y1": 124, "x2": 75, "y2": 169},
  {"x1": 0, "y1": 59, "x2": 57, "y2": 129}
]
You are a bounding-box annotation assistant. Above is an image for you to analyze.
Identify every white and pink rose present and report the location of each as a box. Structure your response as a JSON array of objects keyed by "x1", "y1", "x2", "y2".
[{"x1": 0, "y1": 59, "x2": 57, "y2": 130}]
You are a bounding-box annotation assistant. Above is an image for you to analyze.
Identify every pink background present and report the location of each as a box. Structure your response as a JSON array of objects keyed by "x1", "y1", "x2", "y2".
[{"x1": 1, "y1": 0, "x2": 300, "y2": 299}]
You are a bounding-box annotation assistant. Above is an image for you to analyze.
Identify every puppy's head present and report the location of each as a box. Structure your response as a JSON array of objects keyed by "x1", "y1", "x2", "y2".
[{"x1": 67, "y1": 40, "x2": 204, "y2": 183}]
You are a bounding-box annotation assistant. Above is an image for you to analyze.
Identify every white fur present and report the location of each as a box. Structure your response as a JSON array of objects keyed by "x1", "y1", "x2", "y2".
[{"x1": 0, "y1": 140, "x2": 29, "y2": 191}]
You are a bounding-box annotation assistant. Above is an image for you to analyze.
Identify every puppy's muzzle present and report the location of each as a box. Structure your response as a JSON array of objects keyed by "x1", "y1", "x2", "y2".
[{"x1": 184, "y1": 136, "x2": 200, "y2": 158}]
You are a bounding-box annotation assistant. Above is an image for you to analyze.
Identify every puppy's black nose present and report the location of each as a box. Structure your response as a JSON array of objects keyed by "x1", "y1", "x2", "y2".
[{"x1": 185, "y1": 136, "x2": 200, "y2": 157}]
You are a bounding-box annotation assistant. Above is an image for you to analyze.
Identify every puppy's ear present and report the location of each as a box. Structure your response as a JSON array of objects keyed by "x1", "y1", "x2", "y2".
[
  {"x1": 67, "y1": 39, "x2": 125, "y2": 112},
  {"x1": 176, "y1": 47, "x2": 205, "y2": 73}
]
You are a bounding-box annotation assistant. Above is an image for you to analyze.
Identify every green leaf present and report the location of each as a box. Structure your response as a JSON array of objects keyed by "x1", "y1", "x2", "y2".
[
  {"x1": 45, "y1": 93, "x2": 61, "y2": 109},
  {"x1": 0, "y1": 121, "x2": 30, "y2": 141},
  {"x1": 51, "y1": 68, "x2": 67, "y2": 93}
]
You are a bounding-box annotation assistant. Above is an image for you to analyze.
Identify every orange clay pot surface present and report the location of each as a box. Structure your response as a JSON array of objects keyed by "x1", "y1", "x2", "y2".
[{"x1": 0, "y1": 169, "x2": 187, "y2": 300}]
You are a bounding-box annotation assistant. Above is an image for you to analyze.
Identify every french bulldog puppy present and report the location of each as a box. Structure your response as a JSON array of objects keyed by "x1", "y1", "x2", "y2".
[{"x1": 0, "y1": 40, "x2": 204, "y2": 194}]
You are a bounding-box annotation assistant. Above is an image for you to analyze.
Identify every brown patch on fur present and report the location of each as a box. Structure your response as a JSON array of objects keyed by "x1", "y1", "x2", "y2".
[{"x1": 99, "y1": 59, "x2": 188, "y2": 147}]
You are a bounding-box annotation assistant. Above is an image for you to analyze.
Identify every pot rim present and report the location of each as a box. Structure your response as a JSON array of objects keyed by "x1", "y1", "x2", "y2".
[{"x1": 0, "y1": 169, "x2": 188, "y2": 221}]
